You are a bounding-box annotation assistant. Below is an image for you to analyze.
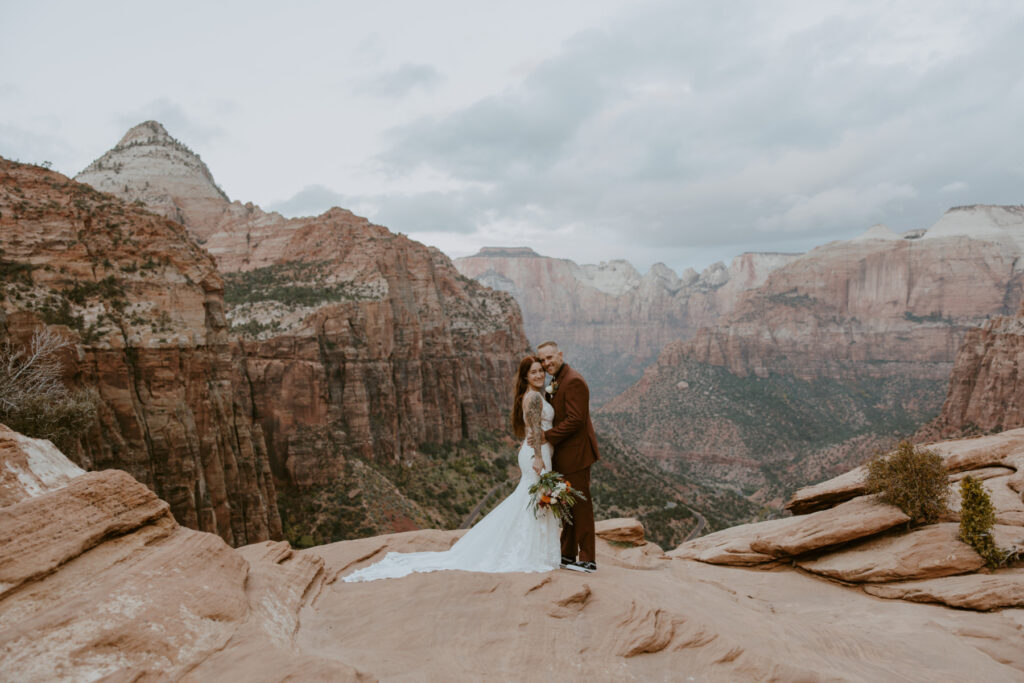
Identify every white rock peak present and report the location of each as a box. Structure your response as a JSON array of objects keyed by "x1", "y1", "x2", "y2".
[
  {"x1": 923, "y1": 205, "x2": 1024, "y2": 247},
  {"x1": 116, "y1": 120, "x2": 175, "y2": 147},
  {"x1": 75, "y1": 120, "x2": 230, "y2": 230},
  {"x1": 851, "y1": 224, "x2": 901, "y2": 242}
]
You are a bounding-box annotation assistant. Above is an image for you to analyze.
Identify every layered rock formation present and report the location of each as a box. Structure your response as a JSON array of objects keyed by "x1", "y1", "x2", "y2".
[
  {"x1": 71, "y1": 124, "x2": 529, "y2": 544},
  {"x1": 0, "y1": 424, "x2": 358, "y2": 680},
  {"x1": 602, "y1": 211, "x2": 1024, "y2": 509},
  {"x1": 455, "y1": 247, "x2": 796, "y2": 402},
  {"x1": 76, "y1": 121, "x2": 231, "y2": 234},
  {"x1": 3, "y1": 424, "x2": 1023, "y2": 681},
  {"x1": 682, "y1": 211, "x2": 1024, "y2": 382},
  {"x1": 672, "y1": 427, "x2": 1024, "y2": 612},
  {"x1": 924, "y1": 298, "x2": 1024, "y2": 439},
  {"x1": 0, "y1": 158, "x2": 280, "y2": 546}
]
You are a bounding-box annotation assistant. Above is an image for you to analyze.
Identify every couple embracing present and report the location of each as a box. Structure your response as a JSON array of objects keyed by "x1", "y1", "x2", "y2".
[{"x1": 344, "y1": 341, "x2": 599, "y2": 583}]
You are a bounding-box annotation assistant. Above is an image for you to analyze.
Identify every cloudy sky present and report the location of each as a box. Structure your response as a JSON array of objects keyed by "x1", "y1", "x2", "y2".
[{"x1": 2, "y1": 0, "x2": 1023, "y2": 273}]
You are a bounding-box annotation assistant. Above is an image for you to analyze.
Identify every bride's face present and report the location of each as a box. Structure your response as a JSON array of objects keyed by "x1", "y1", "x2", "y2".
[{"x1": 526, "y1": 362, "x2": 545, "y2": 390}]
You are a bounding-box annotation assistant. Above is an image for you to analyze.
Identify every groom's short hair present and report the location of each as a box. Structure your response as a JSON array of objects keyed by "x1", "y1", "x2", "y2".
[{"x1": 537, "y1": 341, "x2": 559, "y2": 352}]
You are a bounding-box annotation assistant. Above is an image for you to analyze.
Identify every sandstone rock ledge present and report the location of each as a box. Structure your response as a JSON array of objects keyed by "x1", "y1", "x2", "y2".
[
  {"x1": 2, "y1": 427, "x2": 1023, "y2": 681},
  {"x1": 674, "y1": 430, "x2": 1024, "y2": 620}
]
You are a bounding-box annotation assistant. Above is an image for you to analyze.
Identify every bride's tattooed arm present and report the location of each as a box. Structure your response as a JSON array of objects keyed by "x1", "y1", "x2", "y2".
[{"x1": 525, "y1": 392, "x2": 544, "y2": 472}]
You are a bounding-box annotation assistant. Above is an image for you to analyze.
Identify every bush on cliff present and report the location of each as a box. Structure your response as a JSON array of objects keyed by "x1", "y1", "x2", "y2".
[
  {"x1": 0, "y1": 327, "x2": 98, "y2": 452},
  {"x1": 958, "y1": 476, "x2": 1019, "y2": 568},
  {"x1": 865, "y1": 441, "x2": 949, "y2": 524}
]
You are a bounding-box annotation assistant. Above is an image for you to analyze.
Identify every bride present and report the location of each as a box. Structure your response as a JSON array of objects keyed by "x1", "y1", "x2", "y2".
[{"x1": 343, "y1": 356, "x2": 560, "y2": 582}]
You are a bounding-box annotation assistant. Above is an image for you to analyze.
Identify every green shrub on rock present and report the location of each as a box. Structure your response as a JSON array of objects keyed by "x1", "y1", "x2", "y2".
[
  {"x1": 958, "y1": 476, "x2": 1008, "y2": 569},
  {"x1": 865, "y1": 441, "x2": 949, "y2": 524}
]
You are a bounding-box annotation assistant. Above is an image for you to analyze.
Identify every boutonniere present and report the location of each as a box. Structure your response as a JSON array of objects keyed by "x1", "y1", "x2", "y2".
[{"x1": 545, "y1": 380, "x2": 559, "y2": 398}]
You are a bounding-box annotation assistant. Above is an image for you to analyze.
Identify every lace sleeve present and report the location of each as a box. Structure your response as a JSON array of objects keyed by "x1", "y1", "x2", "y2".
[{"x1": 524, "y1": 392, "x2": 543, "y2": 461}]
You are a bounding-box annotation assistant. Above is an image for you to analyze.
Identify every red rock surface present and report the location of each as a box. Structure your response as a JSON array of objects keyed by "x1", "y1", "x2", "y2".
[
  {"x1": 228, "y1": 212, "x2": 528, "y2": 475},
  {"x1": 676, "y1": 429, "x2": 1024, "y2": 615},
  {"x1": 797, "y1": 523, "x2": 987, "y2": 582},
  {"x1": 73, "y1": 124, "x2": 528, "y2": 492},
  {"x1": 0, "y1": 159, "x2": 280, "y2": 546},
  {"x1": 71, "y1": 123, "x2": 528, "y2": 542},
  {"x1": 679, "y1": 213, "x2": 1024, "y2": 382},
  {"x1": 2, "y1": 431, "x2": 1023, "y2": 681},
  {"x1": 924, "y1": 303, "x2": 1024, "y2": 438},
  {"x1": 864, "y1": 570, "x2": 1024, "y2": 610},
  {"x1": 601, "y1": 213, "x2": 1024, "y2": 512}
]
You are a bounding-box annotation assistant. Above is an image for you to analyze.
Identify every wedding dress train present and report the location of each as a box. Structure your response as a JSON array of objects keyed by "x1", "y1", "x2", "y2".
[{"x1": 343, "y1": 396, "x2": 561, "y2": 582}]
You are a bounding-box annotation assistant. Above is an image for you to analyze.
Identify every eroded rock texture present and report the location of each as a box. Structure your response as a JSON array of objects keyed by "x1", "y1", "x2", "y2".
[
  {"x1": 0, "y1": 160, "x2": 280, "y2": 546},
  {"x1": 600, "y1": 212, "x2": 1024, "y2": 509},
  {"x1": 3, "y1": 430, "x2": 1023, "y2": 681},
  {"x1": 925, "y1": 304, "x2": 1024, "y2": 439},
  {"x1": 72, "y1": 124, "x2": 529, "y2": 520},
  {"x1": 455, "y1": 246, "x2": 795, "y2": 402},
  {"x1": 675, "y1": 429, "x2": 1024, "y2": 614}
]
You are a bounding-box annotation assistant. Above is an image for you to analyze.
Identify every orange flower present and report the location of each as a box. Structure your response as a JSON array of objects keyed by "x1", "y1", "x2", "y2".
[
  {"x1": 565, "y1": 482, "x2": 572, "y2": 489},
  {"x1": 541, "y1": 495, "x2": 551, "y2": 504}
]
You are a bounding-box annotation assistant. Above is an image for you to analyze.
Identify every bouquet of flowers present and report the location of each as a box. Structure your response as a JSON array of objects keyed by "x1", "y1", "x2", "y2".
[{"x1": 529, "y1": 471, "x2": 586, "y2": 525}]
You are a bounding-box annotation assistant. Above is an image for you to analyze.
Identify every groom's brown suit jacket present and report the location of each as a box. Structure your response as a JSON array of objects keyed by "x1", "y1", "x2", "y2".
[{"x1": 543, "y1": 363, "x2": 600, "y2": 474}]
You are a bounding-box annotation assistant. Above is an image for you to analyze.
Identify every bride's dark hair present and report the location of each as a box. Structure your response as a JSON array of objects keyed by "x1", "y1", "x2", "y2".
[{"x1": 511, "y1": 355, "x2": 541, "y2": 440}]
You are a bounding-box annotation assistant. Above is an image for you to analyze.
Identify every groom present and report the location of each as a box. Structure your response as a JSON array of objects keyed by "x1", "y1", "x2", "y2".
[{"x1": 538, "y1": 341, "x2": 599, "y2": 573}]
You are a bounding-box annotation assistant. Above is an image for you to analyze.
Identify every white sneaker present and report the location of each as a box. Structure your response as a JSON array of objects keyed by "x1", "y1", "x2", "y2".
[{"x1": 562, "y1": 561, "x2": 591, "y2": 573}]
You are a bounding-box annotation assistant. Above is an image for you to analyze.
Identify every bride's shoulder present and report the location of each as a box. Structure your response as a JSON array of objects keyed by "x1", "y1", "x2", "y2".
[{"x1": 525, "y1": 389, "x2": 551, "y2": 406}]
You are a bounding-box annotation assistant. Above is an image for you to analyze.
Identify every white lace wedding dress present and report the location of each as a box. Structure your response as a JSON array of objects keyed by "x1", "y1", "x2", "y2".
[{"x1": 343, "y1": 394, "x2": 561, "y2": 582}]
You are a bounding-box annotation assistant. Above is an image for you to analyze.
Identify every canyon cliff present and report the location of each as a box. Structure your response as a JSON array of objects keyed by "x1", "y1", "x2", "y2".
[
  {"x1": 1, "y1": 121, "x2": 530, "y2": 547},
  {"x1": 0, "y1": 157, "x2": 280, "y2": 546},
  {"x1": 456, "y1": 247, "x2": 796, "y2": 403},
  {"x1": 600, "y1": 212, "x2": 1024, "y2": 510},
  {"x1": 3, "y1": 423, "x2": 1022, "y2": 680},
  {"x1": 681, "y1": 214, "x2": 1024, "y2": 381},
  {"x1": 923, "y1": 296, "x2": 1024, "y2": 439}
]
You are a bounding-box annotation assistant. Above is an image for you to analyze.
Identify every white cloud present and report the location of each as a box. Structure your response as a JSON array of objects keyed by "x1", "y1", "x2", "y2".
[
  {"x1": 3, "y1": 0, "x2": 1024, "y2": 272},
  {"x1": 940, "y1": 181, "x2": 969, "y2": 193},
  {"x1": 754, "y1": 183, "x2": 918, "y2": 233},
  {"x1": 365, "y1": 0, "x2": 1024, "y2": 268}
]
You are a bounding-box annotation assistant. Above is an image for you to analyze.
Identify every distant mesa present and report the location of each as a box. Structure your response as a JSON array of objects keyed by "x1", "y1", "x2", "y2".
[
  {"x1": 470, "y1": 246, "x2": 541, "y2": 258},
  {"x1": 922, "y1": 204, "x2": 1024, "y2": 245}
]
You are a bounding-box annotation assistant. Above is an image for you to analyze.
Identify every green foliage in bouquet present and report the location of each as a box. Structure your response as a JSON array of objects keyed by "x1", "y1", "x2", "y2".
[
  {"x1": 865, "y1": 441, "x2": 949, "y2": 524},
  {"x1": 529, "y1": 471, "x2": 586, "y2": 525},
  {"x1": 958, "y1": 476, "x2": 1018, "y2": 569}
]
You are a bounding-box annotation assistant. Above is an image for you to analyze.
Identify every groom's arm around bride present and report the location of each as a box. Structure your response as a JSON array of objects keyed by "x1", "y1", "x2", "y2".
[{"x1": 537, "y1": 341, "x2": 599, "y2": 570}]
